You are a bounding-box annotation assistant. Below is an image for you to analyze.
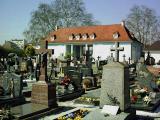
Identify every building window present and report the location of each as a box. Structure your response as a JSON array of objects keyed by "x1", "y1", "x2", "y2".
[
  {"x1": 82, "y1": 34, "x2": 88, "y2": 40},
  {"x1": 89, "y1": 33, "x2": 96, "y2": 39},
  {"x1": 113, "y1": 32, "x2": 120, "y2": 39},
  {"x1": 51, "y1": 35, "x2": 56, "y2": 41},
  {"x1": 75, "y1": 34, "x2": 81, "y2": 40},
  {"x1": 69, "y1": 34, "x2": 74, "y2": 40}
]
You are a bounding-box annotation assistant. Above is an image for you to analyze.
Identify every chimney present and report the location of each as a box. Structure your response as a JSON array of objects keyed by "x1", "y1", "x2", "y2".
[{"x1": 121, "y1": 20, "x2": 125, "y2": 26}]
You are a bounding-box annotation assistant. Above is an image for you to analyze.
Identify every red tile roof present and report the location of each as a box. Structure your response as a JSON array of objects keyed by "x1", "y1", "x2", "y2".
[{"x1": 46, "y1": 24, "x2": 138, "y2": 44}]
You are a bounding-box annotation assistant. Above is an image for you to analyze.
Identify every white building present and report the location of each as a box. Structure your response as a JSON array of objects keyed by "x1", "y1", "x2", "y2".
[
  {"x1": 45, "y1": 22, "x2": 143, "y2": 62},
  {"x1": 144, "y1": 41, "x2": 160, "y2": 64}
]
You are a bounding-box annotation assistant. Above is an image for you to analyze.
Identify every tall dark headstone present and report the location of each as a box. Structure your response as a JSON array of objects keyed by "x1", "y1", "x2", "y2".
[{"x1": 31, "y1": 49, "x2": 57, "y2": 107}]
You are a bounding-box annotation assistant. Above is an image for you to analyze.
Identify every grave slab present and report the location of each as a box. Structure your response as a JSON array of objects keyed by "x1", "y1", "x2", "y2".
[
  {"x1": 83, "y1": 108, "x2": 135, "y2": 120},
  {"x1": 11, "y1": 103, "x2": 60, "y2": 120}
]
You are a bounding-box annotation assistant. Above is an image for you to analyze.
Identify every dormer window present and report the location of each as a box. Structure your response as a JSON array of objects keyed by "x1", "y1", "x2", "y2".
[
  {"x1": 113, "y1": 32, "x2": 120, "y2": 39},
  {"x1": 75, "y1": 34, "x2": 81, "y2": 40},
  {"x1": 82, "y1": 34, "x2": 88, "y2": 40},
  {"x1": 51, "y1": 35, "x2": 56, "y2": 41},
  {"x1": 89, "y1": 33, "x2": 96, "y2": 39},
  {"x1": 69, "y1": 34, "x2": 74, "y2": 40}
]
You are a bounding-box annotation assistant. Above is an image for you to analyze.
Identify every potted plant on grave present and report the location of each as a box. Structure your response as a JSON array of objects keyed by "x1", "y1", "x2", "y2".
[{"x1": 64, "y1": 52, "x2": 72, "y2": 66}]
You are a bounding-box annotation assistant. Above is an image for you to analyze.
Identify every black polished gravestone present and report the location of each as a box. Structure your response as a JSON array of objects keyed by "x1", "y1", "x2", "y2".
[
  {"x1": 56, "y1": 70, "x2": 84, "y2": 101},
  {"x1": 0, "y1": 72, "x2": 25, "y2": 107}
]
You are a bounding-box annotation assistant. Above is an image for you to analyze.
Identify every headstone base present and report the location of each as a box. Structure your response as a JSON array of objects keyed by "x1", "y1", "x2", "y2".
[
  {"x1": 0, "y1": 96, "x2": 25, "y2": 107},
  {"x1": 31, "y1": 82, "x2": 57, "y2": 107}
]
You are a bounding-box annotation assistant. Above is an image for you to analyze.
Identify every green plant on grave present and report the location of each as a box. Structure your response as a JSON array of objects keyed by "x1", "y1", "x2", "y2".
[
  {"x1": 107, "y1": 93, "x2": 120, "y2": 105},
  {"x1": 0, "y1": 105, "x2": 14, "y2": 120},
  {"x1": 64, "y1": 52, "x2": 71, "y2": 59}
]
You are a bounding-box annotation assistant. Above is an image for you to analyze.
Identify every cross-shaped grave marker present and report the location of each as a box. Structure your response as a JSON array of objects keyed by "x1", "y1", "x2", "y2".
[
  {"x1": 128, "y1": 57, "x2": 131, "y2": 64},
  {"x1": 97, "y1": 56, "x2": 101, "y2": 60},
  {"x1": 35, "y1": 49, "x2": 52, "y2": 82},
  {"x1": 110, "y1": 42, "x2": 124, "y2": 62},
  {"x1": 32, "y1": 48, "x2": 57, "y2": 107}
]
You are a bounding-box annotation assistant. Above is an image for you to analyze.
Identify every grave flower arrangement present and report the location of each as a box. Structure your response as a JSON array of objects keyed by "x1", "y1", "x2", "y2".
[
  {"x1": 57, "y1": 109, "x2": 89, "y2": 120},
  {"x1": 131, "y1": 86, "x2": 151, "y2": 105},
  {"x1": 143, "y1": 95, "x2": 151, "y2": 104},
  {"x1": 74, "y1": 97, "x2": 99, "y2": 106},
  {"x1": 60, "y1": 75, "x2": 71, "y2": 89}
]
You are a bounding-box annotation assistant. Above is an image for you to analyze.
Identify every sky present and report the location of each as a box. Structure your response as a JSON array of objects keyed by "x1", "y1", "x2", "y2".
[{"x1": 0, "y1": 0, "x2": 160, "y2": 45}]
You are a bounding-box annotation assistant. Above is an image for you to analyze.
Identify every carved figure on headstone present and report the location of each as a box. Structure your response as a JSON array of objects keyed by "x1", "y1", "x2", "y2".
[
  {"x1": 39, "y1": 52, "x2": 48, "y2": 81},
  {"x1": 10, "y1": 79, "x2": 14, "y2": 98}
]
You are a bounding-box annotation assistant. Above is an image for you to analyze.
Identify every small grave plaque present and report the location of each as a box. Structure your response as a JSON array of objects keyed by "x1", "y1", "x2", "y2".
[{"x1": 101, "y1": 105, "x2": 119, "y2": 115}]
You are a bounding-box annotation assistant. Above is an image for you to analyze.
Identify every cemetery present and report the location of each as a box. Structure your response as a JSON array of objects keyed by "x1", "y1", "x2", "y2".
[{"x1": 0, "y1": 24, "x2": 160, "y2": 120}]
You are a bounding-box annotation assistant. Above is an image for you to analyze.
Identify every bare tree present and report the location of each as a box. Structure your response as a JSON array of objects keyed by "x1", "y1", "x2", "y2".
[
  {"x1": 24, "y1": 0, "x2": 97, "y2": 43},
  {"x1": 126, "y1": 5, "x2": 160, "y2": 45}
]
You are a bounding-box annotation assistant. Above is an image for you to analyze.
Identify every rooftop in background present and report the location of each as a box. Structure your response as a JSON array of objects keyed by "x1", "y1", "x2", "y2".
[
  {"x1": 46, "y1": 22, "x2": 139, "y2": 44},
  {"x1": 144, "y1": 41, "x2": 160, "y2": 51}
]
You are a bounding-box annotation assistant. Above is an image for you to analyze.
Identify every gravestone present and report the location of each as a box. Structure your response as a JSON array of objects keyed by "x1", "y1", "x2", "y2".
[
  {"x1": 80, "y1": 67, "x2": 92, "y2": 77},
  {"x1": 1, "y1": 72, "x2": 23, "y2": 97},
  {"x1": 100, "y1": 62, "x2": 130, "y2": 111},
  {"x1": 10, "y1": 73, "x2": 23, "y2": 97},
  {"x1": 31, "y1": 51, "x2": 57, "y2": 107},
  {"x1": 107, "y1": 56, "x2": 114, "y2": 64},
  {"x1": 0, "y1": 72, "x2": 25, "y2": 106},
  {"x1": 68, "y1": 70, "x2": 82, "y2": 90}
]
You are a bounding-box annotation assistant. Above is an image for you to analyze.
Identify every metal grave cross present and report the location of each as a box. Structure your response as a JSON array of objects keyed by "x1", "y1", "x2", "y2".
[
  {"x1": 110, "y1": 42, "x2": 124, "y2": 62},
  {"x1": 128, "y1": 57, "x2": 131, "y2": 64}
]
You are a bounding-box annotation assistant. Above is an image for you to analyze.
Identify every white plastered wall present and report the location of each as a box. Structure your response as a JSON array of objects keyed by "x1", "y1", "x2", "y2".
[
  {"x1": 92, "y1": 42, "x2": 131, "y2": 62},
  {"x1": 48, "y1": 45, "x2": 66, "y2": 58}
]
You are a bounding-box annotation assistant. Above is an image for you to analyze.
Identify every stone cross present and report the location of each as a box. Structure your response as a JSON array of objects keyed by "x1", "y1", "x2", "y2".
[
  {"x1": 110, "y1": 42, "x2": 124, "y2": 62},
  {"x1": 35, "y1": 49, "x2": 52, "y2": 82}
]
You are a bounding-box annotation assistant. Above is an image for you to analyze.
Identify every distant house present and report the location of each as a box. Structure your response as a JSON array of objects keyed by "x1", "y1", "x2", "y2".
[
  {"x1": 11, "y1": 39, "x2": 26, "y2": 49},
  {"x1": 44, "y1": 22, "x2": 143, "y2": 62},
  {"x1": 3, "y1": 41, "x2": 20, "y2": 50},
  {"x1": 144, "y1": 41, "x2": 160, "y2": 64}
]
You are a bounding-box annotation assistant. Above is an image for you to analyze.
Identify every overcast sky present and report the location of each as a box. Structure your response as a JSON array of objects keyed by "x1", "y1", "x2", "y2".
[{"x1": 0, "y1": 0, "x2": 160, "y2": 45}]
